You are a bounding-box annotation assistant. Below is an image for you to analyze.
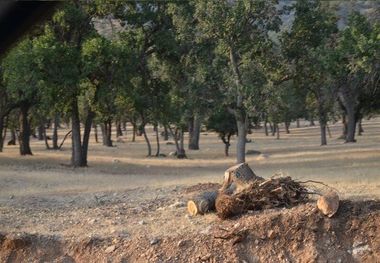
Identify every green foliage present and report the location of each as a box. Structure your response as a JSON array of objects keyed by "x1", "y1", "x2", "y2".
[{"x1": 206, "y1": 108, "x2": 237, "y2": 138}]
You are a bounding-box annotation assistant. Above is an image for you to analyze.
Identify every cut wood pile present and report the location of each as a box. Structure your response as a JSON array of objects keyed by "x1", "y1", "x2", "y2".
[{"x1": 187, "y1": 163, "x2": 339, "y2": 219}]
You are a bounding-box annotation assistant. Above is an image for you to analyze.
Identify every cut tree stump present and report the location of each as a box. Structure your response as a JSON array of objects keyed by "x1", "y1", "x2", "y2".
[
  {"x1": 222, "y1": 163, "x2": 263, "y2": 192},
  {"x1": 187, "y1": 191, "x2": 218, "y2": 216}
]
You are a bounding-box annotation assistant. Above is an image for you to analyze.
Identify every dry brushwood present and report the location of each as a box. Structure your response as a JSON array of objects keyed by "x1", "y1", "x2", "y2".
[{"x1": 216, "y1": 176, "x2": 309, "y2": 219}]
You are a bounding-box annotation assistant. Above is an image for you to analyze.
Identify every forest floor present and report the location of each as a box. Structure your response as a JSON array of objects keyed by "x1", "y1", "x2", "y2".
[{"x1": 0, "y1": 119, "x2": 379, "y2": 262}]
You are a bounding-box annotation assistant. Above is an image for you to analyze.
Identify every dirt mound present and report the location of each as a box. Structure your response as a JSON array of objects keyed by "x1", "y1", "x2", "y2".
[{"x1": 1, "y1": 199, "x2": 379, "y2": 262}]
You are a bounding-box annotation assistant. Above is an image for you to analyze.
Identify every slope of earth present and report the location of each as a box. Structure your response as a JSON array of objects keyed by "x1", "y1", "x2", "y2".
[
  {"x1": 0, "y1": 183, "x2": 379, "y2": 262},
  {"x1": 0, "y1": 118, "x2": 380, "y2": 262}
]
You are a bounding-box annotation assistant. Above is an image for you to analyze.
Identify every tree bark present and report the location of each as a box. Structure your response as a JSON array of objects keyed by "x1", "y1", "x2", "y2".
[
  {"x1": 52, "y1": 114, "x2": 59, "y2": 149},
  {"x1": 141, "y1": 124, "x2": 152, "y2": 157},
  {"x1": 276, "y1": 123, "x2": 280, "y2": 140},
  {"x1": 285, "y1": 121, "x2": 290, "y2": 134},
  {"x1": 93, "y1": 123, "x2": 98, "y2": 143},
  {"x1": 116, "y1": 121, "x2": 123, "y2": 137},
  {"x1": 229, "y1": 46, "x2": 246, "y2": 164},
  {"x1": 318, "y1": 103, "x2": 327, "y2": 146},
  {"x1": 357, "y1": 118, "x2": 363, "y2": 136},
  {"x1": 264, "y1": 119, "x2": 269, "y2": 136},
  {"x1": 81, "y1": 110, "x2": 95, "y2": 166},
  {"x1": 71, "y1": 98, "x2": 84, "y2": 167},
  {"x1": 187, "y1": 191, "x2": 218, "y2": 216},
  {"x1": 310, "y1": 118, "x2": 315, "y2": 126},
  {"x1": 154, "y1": 124, "x2": 160, "y2": 156},
  {"x1": 163, "y1": 125, "x2": 169, "y2": 141},
  {"x1": 43, "y1": 126, "x2": 51, "y2": 150},
  {"x1": 8, "y1": 129, "x2": 16, "y2": 145},
  {"x1": 168, "y1": 125, "x2": 186, "y2": 159},
  {"x1": 188, "y1": 115, "x2": 201, "y2": 150},
  {"x1": 18, "y1": 103, "x2": 32, "y2": 155},
  {"x1": 0, "y1": 116, "x2": 5, "y2": 152},
  {"x1": 131, "y1": 122, "x2": 137, "y2": 142},
  {"x1": 221, "y1": 134, "x2": 231, "y2": 157},
  {"x1": 101, "y1": 120, "x2": 113, "y2": 147},
  {"x1": 37, "y1": 124, "x2": 44, "y2": 141},
  {"x1": 271, "y1": 123, "x2": 276, "y2": 136},
  {"x1": 178, "y1": 128, "x2": 186, "y2": 158}
]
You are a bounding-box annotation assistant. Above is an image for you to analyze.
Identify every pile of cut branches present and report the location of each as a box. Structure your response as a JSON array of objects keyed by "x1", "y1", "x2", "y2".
[
  {"x1": 216, "y1": 176, "x2": 309, "y2": 219},
  {"x1": 187, "y1": 163, "x2": 339, "y2": 219}
]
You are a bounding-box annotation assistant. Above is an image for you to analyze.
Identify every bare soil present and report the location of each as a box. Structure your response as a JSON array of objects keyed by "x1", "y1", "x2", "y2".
[{"x1": 0, "y1": 119, "x2": 380, "y2": 262}]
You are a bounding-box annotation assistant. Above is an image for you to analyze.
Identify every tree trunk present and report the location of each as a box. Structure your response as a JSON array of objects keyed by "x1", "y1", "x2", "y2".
[
  {"x1": 131, "y1": 122, "x2": 136, "y2": 142},
  {"x1": 43, "y1": 126, "x2": 51, "y2": 150},
  {"x1": 188, "y1": 115, "x2": 201, "y2": 150},
  {"x1": 264, "y1": 120, "x2": 268, "y2": 136},
  {"x1": 168, "y1": 126, "x2": 186, "y2": 159},
  {"x1": 221, "y1": 133, "x2": 231, "y2": 157},
  {"x1": 271, "y1": 123, "x2": 276, "y2": 136},
  {"x1": 357, "y1": 118, "x2": 363, "y2": 136},
  {"x1": 327, "y1": 124, "x2": 332, "y2": 138},
  {"x1": 163, "y1": 125, "x2": 169, "y2": 141},
  {"x1": 320, "y1": 122, "x2": 327, "y2": 146},
  {"x1": 141, "y1": 124, "x2": 151, "y2": 157},
  {"x1": 18, "y1": 103, "x2": 32, "y2": 155},
  {"x1": 276, "y1": 123, "x2": 280, "y2": 140},
  {"x1": 310, "y1": 117, "x2": 315, "y2": 126},
  {"x1": 71, "y1": 98, "x2": 84, "y2": 167},
  {"x1": 101, "y1": 120, "x2": 113, "y2": 147},
  {"x1": 155, "y1": 124, "x2": 160, "y2": 156},
  {"x1": 37, "y1": 124, "x2": 44, "y2": 141},
  {"x1": 116, "y1": 121, "x2": 123, "y2": 137},
  {"x1": 296, "y1": 119, "x2": 300, "y2": 128},
  {"x1": 178, "y1": 128, "x2": 186, "y2": 158},
  {"x1": 0, "y1": 116, "x2": 5, "y2": 152},
  {"x1": 52, "y1": 114, "x2": 59, "y2": 149},
  {"x1": 285, "y1": 121, "x2": 290, "y2": 134},
  {"x1": 229, "y1": 46, "x2": 246, "y2": 164},
  {"x1": 235, "y1": 113, "x2": 246, "y2": 163},
  {"x1": 8, "y1": 129, "x2": 16, "y2": 145},
  {"x1": 93, "y1": 123, "x2": 98, "y2": 143},
  {"x1": 318, "y1": 103, "x2": 327, "y2": 146},
  {"x1": 345, "y1": 107, "x2": 357, "y2": 143},
  {"x1": 81, "y1": 110, "x2": 95, "y2": 166},
  {"x1": 122, "y1": 121, "x2": 127, "y2": 131}
]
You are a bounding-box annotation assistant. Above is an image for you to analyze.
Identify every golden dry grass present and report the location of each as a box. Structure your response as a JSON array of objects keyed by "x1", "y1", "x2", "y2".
[{"x1": 0, "y1": 118, "x2": 379, "y2": 200}]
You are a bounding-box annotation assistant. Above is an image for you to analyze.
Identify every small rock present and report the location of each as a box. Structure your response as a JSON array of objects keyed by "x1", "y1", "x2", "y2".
[
  {"x1": 168, "y1": 151, "x2": 177, "y2": 156},
  {"x1": 200, "y1": 226, "x2": 212, "y2": 235},
  {"x1": 138, "y1": 220, "x2": 146, "y2": 225},
  {"x1": 105, "y1": 245, "x2": 116, "y2": 253},
  {"x1": 112, "y1": 159, "x2": 120, "y2": 163},
  {"x1": 9, "y1": 195, "x2": 14, "y2": 199},
  {"x1": 169, "y1": 201, "x2": 185, "y2": 208},
  {"x1": 166, "y1": 142, "x2": 175, "y2": 145},
  {"x1": 352, "y1": 244, "x2": 370, "y2": 256},
  {"x1": 177, "y1": 240, "x2": 186, "y2": 247},
  {"x1": 88, "y1": 219, "x2": 96, "y2": 224},
  {"x1": 254, "y1": 239, "x2": 259, "y2": 245},
  {"x1": 150, "y1": 238, "x2": 160, "y2": 245},
  {"x1": 267, "y1": 230, "x2": 275, "y2": 239},
  {"x1": 257, "y1": 154, "x2": 269, "y2": 160}
]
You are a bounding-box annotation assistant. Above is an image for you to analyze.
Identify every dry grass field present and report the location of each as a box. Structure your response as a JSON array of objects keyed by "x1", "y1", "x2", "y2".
[{"x1": 0, "y1": 118, "x2": 379, "y2": 200}]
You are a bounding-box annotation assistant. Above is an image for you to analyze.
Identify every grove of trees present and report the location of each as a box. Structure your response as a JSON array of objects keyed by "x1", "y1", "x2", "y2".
[{"x1": 0, "y1": 0, "x2": 379, "y2": 166}]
